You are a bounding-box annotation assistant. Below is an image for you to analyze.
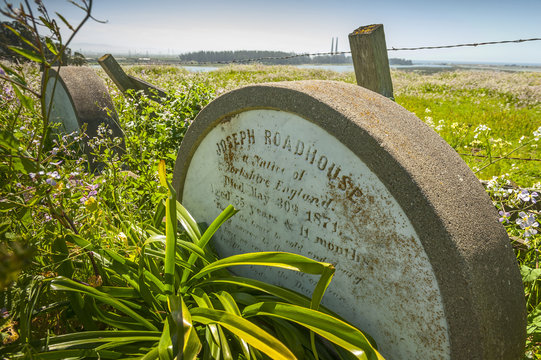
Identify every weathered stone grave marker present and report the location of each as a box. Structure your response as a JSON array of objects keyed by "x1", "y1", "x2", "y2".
[
  {"x1": 173, "y1": 80, "x2": 525, "y2": 359},
  {"x1": 98, "y1": 54, "x2": 168, "y2": 103},
  {"x1": 44, "y1": 66, "x2": 124, "y2": 171}
]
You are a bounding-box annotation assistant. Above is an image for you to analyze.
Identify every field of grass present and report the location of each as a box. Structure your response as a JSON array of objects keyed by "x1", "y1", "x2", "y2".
[
  {"x1": 120, "y1": 65, "x2": 541, "y2": 186},
  {"x1": 1, "y1": 63, "x2": 540, "y2": 358}
]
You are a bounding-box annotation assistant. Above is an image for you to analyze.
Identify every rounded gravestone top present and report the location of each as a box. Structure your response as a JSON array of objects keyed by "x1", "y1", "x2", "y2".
[
  {"x1": 44, "y1": 66, "x2": 124, "y2": 171},
  {"x1": 173, "y1": 80, "x2": 525, "y2": 360}
]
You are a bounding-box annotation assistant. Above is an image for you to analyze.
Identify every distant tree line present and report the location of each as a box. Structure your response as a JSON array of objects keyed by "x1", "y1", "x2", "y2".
[
  {"x1": 178, "y1": 50, "x2": 413, "y2": 66},
  {"x1": 0, "y1": 21, "x2": 86, "y2": 65},
  {"x1": 388, "y1": 58, "x2": 413, "y2": 65},
  {"x1": 178, "y1": 50, "x2": 352, "y2": 65}
]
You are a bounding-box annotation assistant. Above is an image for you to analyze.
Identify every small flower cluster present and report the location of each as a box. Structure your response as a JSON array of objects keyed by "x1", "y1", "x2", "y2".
[
  {"x1": 518, "y1": 189, "x2": 539, "y2": 204},
  {"x1": 516, "y1": 212, "x2": 539, "y2": 238},
  {"x1": 0, "y1": 68, "x2": 15, "y2": 102},
  {"x1": 533, "y1": 126, "x2": 541, "y2": 142},
  {"x1": 28, "y1": 170, "x2": 62, "y2": 187},
  {"x1": 80, "y1": 183, "x2": 99, "y2": 211},
  {"x1": 498, "y1": 210, "x2": 511, "y2": 223},
  {"x1": 473, "y1": 124, "x2": 491, "y2": 139},
  {"x1": 485, "y1": 175, "x2": 514, "y2": 199},
  {"x1": 486, "y1": 174, "x2": 540, "y2": 243}
]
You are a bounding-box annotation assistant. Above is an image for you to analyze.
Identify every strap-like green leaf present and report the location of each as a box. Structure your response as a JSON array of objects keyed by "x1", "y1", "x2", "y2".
[
  {"x1": 176, "y1": 201, "x2": 202, "y2": 241},
  {"x1": 167, "y1": 295, "x2": 184, "y2": 358},
  {"x1": 89, "y1": 300, "x2": 147, "y2": 330},
  {"x1": 158, "y1": 319, "x2": 173, "y2": 360},
  {"x1": 141, "y1": 347, "x2": 160, "y2": 360},
  {"x1": 217, "y1": 325, "x2": 234, "y2": 360},
  {"x1": 214, "y1": 291, "x2": 249, "y2": 359},
  {"x1": 184, "y1": 325, "x2": 203, "y2": 360},
  {"x1": 181, "y1": 205, "x2": 238, "y2": 285},
  {"x1": 0, "y1": 63, "x2": 28, "y2": 86},
  {"x1": 44, "y1": 330, "x2": 160, "y2": 345},
  {"x1": 12, "y1": 84, "x2": 35, "y2": 112},
  {"x1": 52, "y1": 237, "x2": 97, "y2": 330},
  {"x1": 3, "y1": 25, "x2": 40, "y2": 51},
  {"x1": 50, "y1": 276, "x2": 158, "y2": 331},
  {"x1": 196, "y1": 205, "x2": 237, "y2": 251},
  {"x1": 191, "y1": 307, "x2": 296, "y2": 360},
  {"x1": 191, "y1": 289, "x2": 221, "y2": 345},
  {"x1": 271, "y1": 319, "x2": 310, "y2": 359},
  {"x1": 310, "y1": 264, "x2": 335, "y2": 360},
  {"x1": 98, "y1": 286, "x2": 138, "y2": 298},
  {"x1": 55, "y1": 12, "x2": 75, "y2": 31},
  {"x1": 168, "y1": 294, "x2": 201, "y2": 360},
  {"x1": 9, "y1": 349, "x2": 120, "y2": 359},
  {"x1": 143, "y1": 248, "x2": 192, "y2": 270},
  {"x1": 44, "y1": 37, "x2": 59, "y2": 55},
  {"x1": 192, "y1": 252, "x2": 333, "y2": 281},
  {"x1": 243, "y1": 302, "x2": 383, "y2": 360},
  {"x1": 48, "y1": 335, "x2": 161, "y2": 350},
  {"x1": 199, "y1": 277, "x2": 312, "y2": 308},
  {"x1": 7, "y1": 45, "x2": 44, "y2": 63},
  {"x1": 0, "y1": 130, "x2": 21, "y2": 151},
  {"x1": 164, "y1": 176, "x2": 178, "y2": 295},
  {"x1": 144, "y1": 234, "x2": 207, "y2": 260}
]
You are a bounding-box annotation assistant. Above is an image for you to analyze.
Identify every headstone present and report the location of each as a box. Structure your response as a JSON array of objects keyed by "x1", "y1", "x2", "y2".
[
  {"x1": 173, "y1": 80, "x2": 525, "y2": 360},
  {"x1": 43, "y1": 66, "x2": 124, "y2": 171},
  {"x1": 98, "y1": 54, "x2": 168, "y2": 103}
]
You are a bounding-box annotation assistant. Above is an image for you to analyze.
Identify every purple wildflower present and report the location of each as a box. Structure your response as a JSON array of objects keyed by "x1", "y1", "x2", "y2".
[
  {"x1": 46, "y1": 178, "x2": 57, "y2": 186},
  {"x1": 516, "y1": 212, "x2": 539, "y2": 238},
  {"x1": 518, "y1": 189, "x2": 538, "y2": 204},
  {"x1": 498, "y1": 210, "x2": 511, "y2": 223}
]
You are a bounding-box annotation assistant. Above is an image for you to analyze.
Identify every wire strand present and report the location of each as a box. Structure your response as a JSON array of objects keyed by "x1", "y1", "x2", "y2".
[
  {"x1": 388, "y1": 37, "x2": 541, "y2": 51},
  {"x1": 178, "y1": 37, "x2": 541, "y2": 65}
]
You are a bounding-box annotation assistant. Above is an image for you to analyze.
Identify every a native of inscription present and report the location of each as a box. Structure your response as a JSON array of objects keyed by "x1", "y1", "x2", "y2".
[{"x1": 173, "y1": 81, "x2": 525, "y2": 360}]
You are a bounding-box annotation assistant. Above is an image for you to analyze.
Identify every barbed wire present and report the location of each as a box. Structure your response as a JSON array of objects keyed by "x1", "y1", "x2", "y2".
[
  {"x1": 178, "y1": 37, "x2": 541, "y2": 65},
  {"x1": 388, "y1": 37, "x2": 541, "y2": 51},
  {"x1": 459, "y1": 153, "x2": 541, "y2": 162}
]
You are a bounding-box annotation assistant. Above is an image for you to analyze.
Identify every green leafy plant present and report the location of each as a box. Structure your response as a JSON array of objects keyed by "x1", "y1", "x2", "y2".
[{"x1": 1, "y1": 162, "x2": 383, "y2": 359}]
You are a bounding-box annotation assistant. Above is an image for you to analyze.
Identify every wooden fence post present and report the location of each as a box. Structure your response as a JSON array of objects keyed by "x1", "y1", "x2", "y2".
[
  {"x1": 98, "y1": 54, "x2": 168, "y2": 103},
  {"x1": 348, "y1": 24, "x2": 394, "y2": 99}
]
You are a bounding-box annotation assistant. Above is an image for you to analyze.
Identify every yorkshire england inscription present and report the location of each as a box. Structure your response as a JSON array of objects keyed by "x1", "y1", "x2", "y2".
[{"x1": 173, "y1": 81, "x2": 526, "y2": 360}]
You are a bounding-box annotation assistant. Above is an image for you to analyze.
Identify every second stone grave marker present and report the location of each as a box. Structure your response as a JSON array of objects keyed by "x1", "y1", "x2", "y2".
[
  {"x1": 44, "y1": 66, "x2": 125, "y2": 171},
  {"x1": 173, "y1": 80, "x2": 525, "y2": 360}
]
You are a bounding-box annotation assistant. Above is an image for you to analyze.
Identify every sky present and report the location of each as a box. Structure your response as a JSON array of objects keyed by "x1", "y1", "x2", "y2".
[{"x1": 2, "y1": 0, "x2": 541, "y2": 64}]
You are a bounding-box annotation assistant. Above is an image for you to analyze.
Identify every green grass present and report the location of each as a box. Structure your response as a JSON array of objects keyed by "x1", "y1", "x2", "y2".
[
  {"x1": 115, "y1": 65, "x2": 540, "y2": 186},
  {"x1": 392, "y1": 70, "x2": 541, "y2": 186}
]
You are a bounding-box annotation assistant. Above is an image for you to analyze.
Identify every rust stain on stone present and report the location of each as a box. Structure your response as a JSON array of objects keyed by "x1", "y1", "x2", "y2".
[{"x1": 220, "y1": 114, "x2": 235, "y2": 124}]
